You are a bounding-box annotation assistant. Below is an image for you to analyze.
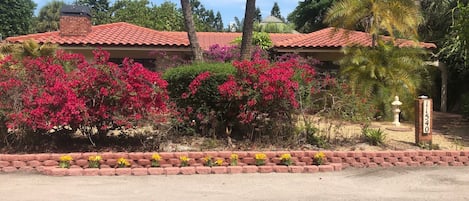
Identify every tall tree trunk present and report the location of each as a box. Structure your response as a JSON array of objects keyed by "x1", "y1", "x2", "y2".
[
  {"x1": 439, "y1": 63, "x2": 448, "y2": 112},
  {"x1": 240, "y1": 0, "x2": 256, "y2": 60},
  {"x1": 181, "y1": 0, "x2": 204, "y2": 62}
]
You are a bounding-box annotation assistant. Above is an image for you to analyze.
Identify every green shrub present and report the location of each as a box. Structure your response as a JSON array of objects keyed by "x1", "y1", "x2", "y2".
[
  {"x1": 362, "y1": 126, "x2": 386, "y2": 146},
  {"x1": 163, "y1": 62, "x2": 236, "y2": 135},
  {"x1": 163, "y1": 62, "x2": 235, "y2": 104}
]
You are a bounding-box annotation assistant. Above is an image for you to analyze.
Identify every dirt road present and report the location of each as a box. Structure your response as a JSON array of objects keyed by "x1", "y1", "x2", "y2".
[{"x1": 1, "y1": 167, "x2": 468, "y2": 201}]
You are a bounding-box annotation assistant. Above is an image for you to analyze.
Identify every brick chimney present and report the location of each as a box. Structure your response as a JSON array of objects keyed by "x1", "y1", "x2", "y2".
[{"x1": 60, "y1": 5, "x2": 92, "y2": 36}]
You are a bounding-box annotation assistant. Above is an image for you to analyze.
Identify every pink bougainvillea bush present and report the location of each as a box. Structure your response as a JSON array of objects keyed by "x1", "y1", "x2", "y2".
[
  {"x1": 170, "y1": 53, "x2": 319, "y2": 141},
  {"x1": 0, "y1": 49, "x2": 168, "y2": 137}
]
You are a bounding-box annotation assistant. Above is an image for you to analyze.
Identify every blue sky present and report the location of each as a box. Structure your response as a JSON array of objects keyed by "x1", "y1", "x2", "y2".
[{"x1": 32, "y1": 0, "x2": 300, "y2": 27}]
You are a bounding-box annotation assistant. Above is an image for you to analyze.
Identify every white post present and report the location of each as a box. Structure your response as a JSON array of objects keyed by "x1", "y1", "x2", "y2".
[{"x1": 392, "y1": 96, "x2": 402, "y2": 126}]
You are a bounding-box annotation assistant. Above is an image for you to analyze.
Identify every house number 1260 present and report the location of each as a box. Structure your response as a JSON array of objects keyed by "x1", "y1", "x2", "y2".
[{"x1": 422, "y1": 100, "x2": 431, "y2": 134}]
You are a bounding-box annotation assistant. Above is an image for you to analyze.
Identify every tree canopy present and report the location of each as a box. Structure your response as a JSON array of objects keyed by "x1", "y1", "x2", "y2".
[
  {"x1": 0, "y1": 0, "x2": 36, "y2": 38},
  {"x1": 37, "y1": 1, "x2": 65, "y2": 33},
  {"x1": 270, "y1": 2, "x2": 285, "y2": 22},
  {"x1": 76, "y1": 0, "x2": 112, "y2": 25},
  {"x1": 288, "y1": 0, "x2": 334, "y2": 33},
  {"x1": 325, "y1": 0, "x2": 422, "y2": 44}
]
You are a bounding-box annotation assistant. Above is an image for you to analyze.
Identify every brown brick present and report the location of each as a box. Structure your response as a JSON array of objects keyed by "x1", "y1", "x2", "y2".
[
  {"x1": 242, "y1": 166, "x2": 258, "y2": 173},
  {"x1": 202, "y1": 151, "x2": 218, "y2": 157},
  {"x1": 376, "y1": 151, "x2": 391, "y2": 158},
  {"x1": 27, "y1": 160, "x2": 42, "y2": 167},
  {"x1": 367, "y1": 162, "x2": 379, "y2": 168},
  {"x1": 132, "y1": 168, "x2": 148, "y2": 176},
  {"x1": 418, "y1": 151, "x2": 432, "y2": 157},
  {"x1": 0, "y1": 161, "x2": 10, "y2": 168},
  {"x1": 422, "y1": 161, "x2": 435, "y2": 167},
  {"x1": 217, "y1": 151, "x2": 232, "y2": 158},
  {"x1": 449, "y1": 162, "x2": 464, "y2": 166},
  {"x1": 400, "y1": 157, "x2": 412, "y2": 163},
  {"x1": 115, "y1": 168, "x2": 132, "y2": 176},
  {"x1": 19, "y1": 166, "x2": 35, "y2": 173},
  {"x1": 394, "y1": 162, "x2": 408, "y2": 167},
  {"x1": 137, "y1": 159, "x2": 151, "y2": 167},
  {"x1": 100, "y1": 152, "x2": 114, "y2": 160},
  {"x1": 180, "y1": 167, "x2": 196, "y2": 175},
  {"x1": 60, "y1": 15, "x2": 92, "y2": 36},
  {"x1": 148, "y1": 168, "x2": 164, "y2": 175},
  {"x1": 330, "y1": 157, "x2": 342, "y2": 163},
  {"x1": 12, "y1": 161, "x2": 26, "y2": 168},
  {"x1": 159, "y1": 152, "x2": 174, "y2": 159},
  {"x1": 408, "y1": 161, "x2": 420, "y2": 167},
  {"x1": 242, "y1": 157, "x2": 255, "y2": 165},
  {"x1": 404, "y1": 151, "x2": 418, "y2": 157},
  {"x1": 68, "y1": 168, "x2": 84, "y2": 176},
  {"x1": 304, "y1": 165, "x2": 319, "y2": 173},
  {"x1": 381, "y1": 162, "x2": 393, "y2": 168},
  {"x1": 105, "y1": 159, "x2": 117, "y2": 167},
  {"x1": 43, "y1": 160, "x2": 58, "y2": 167},
  {"x1": 437, "y1": 161, "x2": 449, "y2": 166},
  {"x1": 289, "y1": 166, "x2": 304, "y2": 173},
  {"x1": 258, "y1": 166, "x2": 273, "y2": 173},
  {"x1": 195, "y1": 166, "x2": 211, "y2": 174},
  {"x1": 273, "y1": 166, "x2": 289, "y2": 173},
  {"x1": 186, "y1": 152, "x2": 202, "y2": 159},
  {"x1": 334, "y1": 151, "x2": 347, "y2": 158},
  {"x1": 227, "y1": 166, "x2": 243, "y2": 174},
  {"x1": 75, "y1": 159, "x2": 89, "y2": 167},
  {"x1": 456, "y1": 156, "x2": 469, "y2": 163},
  {"x1": 83, "y1": 168, "x2": 99, "y2": 176},
  {"x1": 211, "y1": 166, "x2": 228, "y2": 174},
  {"x1": 391, "y1": 151, "x2": 405, "y2": 158},
  {"x1": 50, "y1": 168, "x2": 67, "y2": 176},
  {"x1": 290, "y1": 151, "x2": 305, "y2": 157},
  {"x1": 128, "y1": 152, "x2": 144, "y2": 160},
  {"x1": 331, "y1": 163, "x2": 343, "y2": 171},
  {"x1": 16, "y1": 154, "x2": 35, "y2": 161}
]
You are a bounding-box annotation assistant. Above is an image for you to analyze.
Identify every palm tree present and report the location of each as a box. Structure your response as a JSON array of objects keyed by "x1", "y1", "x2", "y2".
[
  {"x1": 36, "y1": 1, "x2": 65, "y2": 33},
  {"x1": 0, "y1": 40, "x2": 57, "y2": 60},
  {"x1": 340, "y1": 41, "x2": 428, "y2": 119},
  {"x1": 240, "y1": 0, "x2": 256, "y2": 60},
  {"x1": 325, "y1": 0, "x2": 423, "y2": 46},
  {"x1": 181, "y1": 0, "x2": 204, "y2": 62}
]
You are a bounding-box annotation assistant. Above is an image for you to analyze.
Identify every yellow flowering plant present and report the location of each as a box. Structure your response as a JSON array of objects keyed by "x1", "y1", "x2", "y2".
[
  {"x1": 203, "y1": 155, "x2": 213, "y2": 167},
  {"x1": 88, "y1": 155, "x2": 102, "y2": 168},
  {"x1": 180, "y1": 156, "x2": 190, "y2": 167},
  {"x1": 230, "y1": 154, "x2": 239, "y2": 166},
  {"x1": 255, "y1": 153, "x2": 267, "y2": 166},
  {"x1": 59, "y1": 155, "x2": 73, "y2": 169},
  {"x1": 313, "y1": 152, "x2": 326, "y2": 165},
  {"x1": 151, "y1": 153, "x2": 162, "y2": 167},
  {"x1": 117, "y1": 157, "x2": 131, "y2": 168},
  {"x1": 280, "y1": 153, "x2": 292, "y2": 166},
  {"x1": 214, "y1": 159, "x2": 224, "y2": 166}
]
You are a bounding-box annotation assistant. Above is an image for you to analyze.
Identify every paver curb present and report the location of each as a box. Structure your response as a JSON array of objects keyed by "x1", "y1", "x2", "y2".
[{"x1": 0, "y1": 150, "x2": 468, "y2": 176}]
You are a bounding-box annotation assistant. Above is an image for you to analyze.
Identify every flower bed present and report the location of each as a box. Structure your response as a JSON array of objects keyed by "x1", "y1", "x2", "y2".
[{"x1": 0, "y1": 150, "x2": 468, "y2": 176}]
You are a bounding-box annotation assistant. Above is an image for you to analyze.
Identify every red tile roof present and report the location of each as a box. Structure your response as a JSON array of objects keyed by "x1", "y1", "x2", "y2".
[
  {"x1": 275, "y1": 27, "x2": 436, "y2": 49},
  {"x1": 6, "y1": 23, "x2": 436, "y2": 50},
  {"x1": 6, "y1": 22, "x2": 188, "y2": 47}
]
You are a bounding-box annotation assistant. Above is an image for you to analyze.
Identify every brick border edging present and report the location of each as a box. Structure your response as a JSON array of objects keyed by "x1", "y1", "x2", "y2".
[
  {"x1": 1, "y1": 150, "x2": 468, "y2": 175},
  {"x1": 39, "y1": 164, "x2": 342, "y2": 176}
]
